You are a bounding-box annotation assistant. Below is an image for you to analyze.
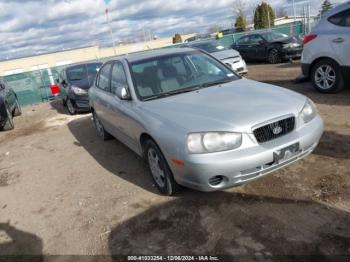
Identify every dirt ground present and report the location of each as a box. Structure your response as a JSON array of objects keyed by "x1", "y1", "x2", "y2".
[{"x1": 0, "y1": 61, "x2": 349, "y2": 259}]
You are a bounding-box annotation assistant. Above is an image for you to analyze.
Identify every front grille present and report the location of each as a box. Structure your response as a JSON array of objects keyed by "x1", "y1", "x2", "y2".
[{"x1": 253, "y1": 116, "x2": 295, "y2": 143}]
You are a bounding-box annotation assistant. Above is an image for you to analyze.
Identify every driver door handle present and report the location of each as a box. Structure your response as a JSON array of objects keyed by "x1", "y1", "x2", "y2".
[{"x1": 332, "y1": 37, "x2": 344, "y2": 43}]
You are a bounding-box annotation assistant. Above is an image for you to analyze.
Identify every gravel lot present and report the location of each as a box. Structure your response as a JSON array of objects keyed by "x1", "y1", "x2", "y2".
[{"x1": 0, "y1": 61, "x2": 349, "y2": 259}]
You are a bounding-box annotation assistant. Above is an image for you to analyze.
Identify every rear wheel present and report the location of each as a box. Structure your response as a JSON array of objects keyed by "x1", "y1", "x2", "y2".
[
  {"x1": 267, "y1": 49, "x2": 281, "y2": 64},
  {"x1": 1, "y1": 106, "x2": 14, "y2": 131},
  {"x1": 311, "y1": 59, "x2": 344, "y2": 93},
  {"x1": 144, "y1": 139, "x2": 178, "y2": 195},
  {"x1": 92, "y1": 111, "x2": 112, "y2": 141}
]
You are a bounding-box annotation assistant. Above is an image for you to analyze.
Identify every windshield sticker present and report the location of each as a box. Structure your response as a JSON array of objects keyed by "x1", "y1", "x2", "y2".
[{"x1": 227, "y1": 73, "x2": 234, "y2": 77}]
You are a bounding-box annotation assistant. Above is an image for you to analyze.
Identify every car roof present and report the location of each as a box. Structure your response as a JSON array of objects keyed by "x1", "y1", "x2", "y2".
[
  {"x1": 65, "y1": 62, "x2": 102, "y2": 70},
  {"x1": 122, "y1": 47, "x2": 198, "y2": 63},
  {"x1": 323, "y1": 1, "x2": 350, "y2": 18}
]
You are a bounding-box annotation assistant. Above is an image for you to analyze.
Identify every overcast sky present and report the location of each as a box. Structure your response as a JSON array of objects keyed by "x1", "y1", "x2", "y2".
[{"x1": 0, "y1": 0, "x2": 347, "y2": 61}]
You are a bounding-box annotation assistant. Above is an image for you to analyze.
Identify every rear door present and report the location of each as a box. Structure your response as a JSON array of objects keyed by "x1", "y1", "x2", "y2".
[
  {"x1": 327, "y1": 7, "x2": 350, "y2": 66},
  {"x1": 234, "y1": 35, "x2": 252, "y2": 60},
  {"x1": 92, "y1": 63, "x2": 113, "y2": 130},
  {"x1": 249, "y1": 34, "x2": 268, "y2": 60}
]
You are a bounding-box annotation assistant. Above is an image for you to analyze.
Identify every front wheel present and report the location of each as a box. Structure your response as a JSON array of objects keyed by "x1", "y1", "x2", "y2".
[
  {"x1": 1, "y1": 106, "x2": 14, "y2": 131},
  {"x1": 311, "y1": 59, "x2": 344, "y2": 93},
  {"x1": 145, "y1": 139, "x2": 178, "y2": 195},
  {"x1": 267, "y1": 49, "x2": 281, "y2": 64},
  {"x1": 13, "y1": 99, "x2": 22, "y2": 117},
  {"x1": 66, "y1": 99, "x2": 76, "y2": 115}
]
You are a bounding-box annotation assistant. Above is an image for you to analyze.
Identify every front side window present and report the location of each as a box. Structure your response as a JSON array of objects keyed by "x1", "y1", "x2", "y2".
[
  {"x1": 328, "y1": 8, "x2": 350, "y2": 27},
  {"x1": 111, "y1": 62, "x2": 128, "y2": 94},
  {"x1": 236, "y1": 36, "x2": 251, "y2": 45},
  {"x1": 250, "y1": 35, "x2": 265, "y2": 45},
  {"x1": 261, "y1": 32, "x2": 289, "y2": 42},
  {"x1": 130, "y1": 51, "x2": 239, "y2": 100},
  {"x1": 97, "y1": 63, "x2": 112, "y2": 92}
]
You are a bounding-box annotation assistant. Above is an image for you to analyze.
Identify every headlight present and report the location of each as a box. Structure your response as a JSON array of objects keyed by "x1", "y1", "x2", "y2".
[
  {"x1": 300, "y1": 99, "x2": 317, "y2": 123},
  {"x1": 187, "y1": 132, "x2": 242, "y2": 154},
  {"x1": 282, "y1": 43, "x2": 292, "y2": 49},
  {"x1": 71, "y1": 86, "x2": 87, "y2": 95}
]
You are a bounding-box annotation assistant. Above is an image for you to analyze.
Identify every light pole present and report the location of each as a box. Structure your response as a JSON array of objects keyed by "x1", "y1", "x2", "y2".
[{"x1": 105, "y1": 8, "x2": 116, "y2": 55}]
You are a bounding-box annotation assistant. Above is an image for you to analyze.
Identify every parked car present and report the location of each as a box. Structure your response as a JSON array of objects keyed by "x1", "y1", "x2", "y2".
[
  {"x1": 0, "y1": 78, "x2": 21, "y2": 131},
  {"x1": 232, "y1": 31, "x2": 303, "y2": 64},
  {"x1": 89, "y1": 48, "x2": 324, "y2": 195},
  {"x1": 184, "y1": 40, "x2": 248, "y2": 75},
  {"x1": 58, "y1": 62, "x2": 102, "y2": 114},
  {"x1": 301, "y1": 2, "x2": 350, "y2": 93}
]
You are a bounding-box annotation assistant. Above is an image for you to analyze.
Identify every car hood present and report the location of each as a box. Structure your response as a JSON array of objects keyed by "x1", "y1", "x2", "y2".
[
  {"x1": 70, "y1": 76, "x2": 96, "y2": 89},
  {"x1": 140, "y1": 78, "x2": 306, "y2": 134},
  {"x1": 211, "y1": 49, "x2": 241, "y2": 60}
]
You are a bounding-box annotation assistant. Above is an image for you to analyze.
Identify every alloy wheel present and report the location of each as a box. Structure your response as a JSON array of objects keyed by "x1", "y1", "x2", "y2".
[
  {"x1": 314, "y1": 65, "x2": 336, "y2": 90},
  {"x1": 147, "y1": 148, "x2": 165, "y2": 188}
]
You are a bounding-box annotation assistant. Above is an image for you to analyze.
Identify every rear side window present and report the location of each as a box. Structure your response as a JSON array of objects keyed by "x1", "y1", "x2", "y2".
[
  {"x1": 328, "y1": 8, "x2": 350, "y2": 27},
  {"x1": 97, "y1": 63, "x2": 112, "y2": 91},
  {"x1": 111, "y1": 62, "x2": 128, "y2": 95}
]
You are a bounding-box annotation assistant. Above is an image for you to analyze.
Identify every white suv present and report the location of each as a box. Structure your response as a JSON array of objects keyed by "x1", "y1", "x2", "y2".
[{"x1": 301, "y1": 2, "x2": 350, "y2": 93}]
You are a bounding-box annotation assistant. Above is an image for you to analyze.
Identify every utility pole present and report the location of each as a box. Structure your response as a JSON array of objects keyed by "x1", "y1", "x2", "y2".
[
  {"x1": 105, "y1": 8, "x2": 116, "y2": 55},
  {"x1": 292, "y1": 0, "x2": 296, "y2": 22}
]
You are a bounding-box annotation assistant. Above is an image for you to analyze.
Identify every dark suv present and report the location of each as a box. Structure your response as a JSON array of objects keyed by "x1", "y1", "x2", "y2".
[
  {"x1": 58, "y1": 62, "x2": 102, "y2": 114},
  {"x1": 0, "y1": 78, "x2": 21, "y2": 131}
]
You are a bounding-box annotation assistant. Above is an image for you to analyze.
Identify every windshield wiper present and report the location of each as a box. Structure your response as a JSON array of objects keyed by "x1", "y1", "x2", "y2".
[
  {"x1": 143, "y1": 86, "x2": 202, "y2": 101},
  {"x1": 199, "y1": 78, "x2": 234, "y2": 88}
]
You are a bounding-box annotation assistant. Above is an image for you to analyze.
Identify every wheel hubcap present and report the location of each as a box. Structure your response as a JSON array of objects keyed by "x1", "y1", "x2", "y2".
[
  {"x1": 315, "y1": 65, "x2": 336, "y2": 90},
  {"x1": 148, "y1": 148, "x2": 165, "y2": 188}
]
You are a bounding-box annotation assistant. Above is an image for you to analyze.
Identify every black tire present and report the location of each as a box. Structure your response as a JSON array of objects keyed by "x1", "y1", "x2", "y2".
[
  {"x1": 144, "y1": 139, "x2": 178, "y2": 195},
  {"x1": 62, "y1": 98, "x2": 67, "y2": 107},
  {"x1": 267, "y1": 49, "x2": 281, "y2": 64},
  {"x1": 1, "y1": 106, "x2": 14, "y2": 131},
  {"x1": 92, "y1": 111, "x2": 112, "y2": 141},
  {"x1": 311, "y1": 59, "x2": 344, "y2": 93},
  {"x1": 66, "y1": 99, "x2": 76, "y2": 115},
  {"x1": 13, "y1": 99, "x2": 22, "y2": 117}
]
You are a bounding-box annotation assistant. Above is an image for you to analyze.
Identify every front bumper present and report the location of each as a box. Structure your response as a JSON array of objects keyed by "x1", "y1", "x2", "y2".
[
  {"x1": 281, "y1": 47, "x2": 303, "y2": 60},
  {"x1": 222, "y1": 58, "x2": 248, "y2": 75},
  {"x1": 69, "y1": 93, "x2": 90, "y2": 111},
  {"x1": 171, "y1": 115, "x2": 323, "y2": 192}
]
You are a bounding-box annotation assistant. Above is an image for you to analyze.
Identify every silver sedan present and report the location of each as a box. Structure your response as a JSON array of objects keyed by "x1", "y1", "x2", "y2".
[{"x1": 89, "y1": 48, "x2": 324, "y2": 195}]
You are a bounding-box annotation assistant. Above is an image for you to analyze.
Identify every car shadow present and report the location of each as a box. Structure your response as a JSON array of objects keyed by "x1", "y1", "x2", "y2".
[
  {"x1": 49, "y1": 99, "x2": 91, "y2": 116},
  {"x1": 0, "y1": 222, "x2": 43, "y2": 260},
  {"x1": 108, "y1": 191, "x2": 350, "y2": 257},
  {"x1": 313, "y1": 131, "x2": 350, "y2": 160},
  {"x1": 67, "y1": 116, "x2": 158, "y2": 194}
]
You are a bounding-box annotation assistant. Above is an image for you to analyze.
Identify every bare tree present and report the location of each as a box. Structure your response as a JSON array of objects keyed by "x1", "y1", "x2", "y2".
[
  {"x1": 233, "y1": 0, "x2": 246, "y2": 17},
  {"x1": 276, "y1": 7, "x2": 288, "y2": 18}
]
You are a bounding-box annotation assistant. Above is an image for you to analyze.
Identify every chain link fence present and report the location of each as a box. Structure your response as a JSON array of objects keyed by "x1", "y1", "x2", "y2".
[{"x1": 4, "y1": 22, "x2": 305, "y2": 107}]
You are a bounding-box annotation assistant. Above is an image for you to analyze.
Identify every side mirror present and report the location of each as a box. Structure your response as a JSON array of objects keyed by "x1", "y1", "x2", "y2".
[
  {"x1": 258, "y1": 40, "x2": 265, "y2": 45},
  {"x1": 116, "y1": 86, "x2": 131, "y2": 100}
]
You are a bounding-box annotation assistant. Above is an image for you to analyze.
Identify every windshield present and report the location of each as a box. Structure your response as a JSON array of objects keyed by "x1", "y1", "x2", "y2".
[
  {"x1": 130, "y1": 51, "x2": 239, "y2": 101},
  {"x1": 261, "y1": 32, "x2": 289, "y2": 42},
  {"x1": 190, "y1": 42, "x2": 227, "y2": 53},
  {"x1": 67, "y1": 63, "x2": 101, "y2": 81}
]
